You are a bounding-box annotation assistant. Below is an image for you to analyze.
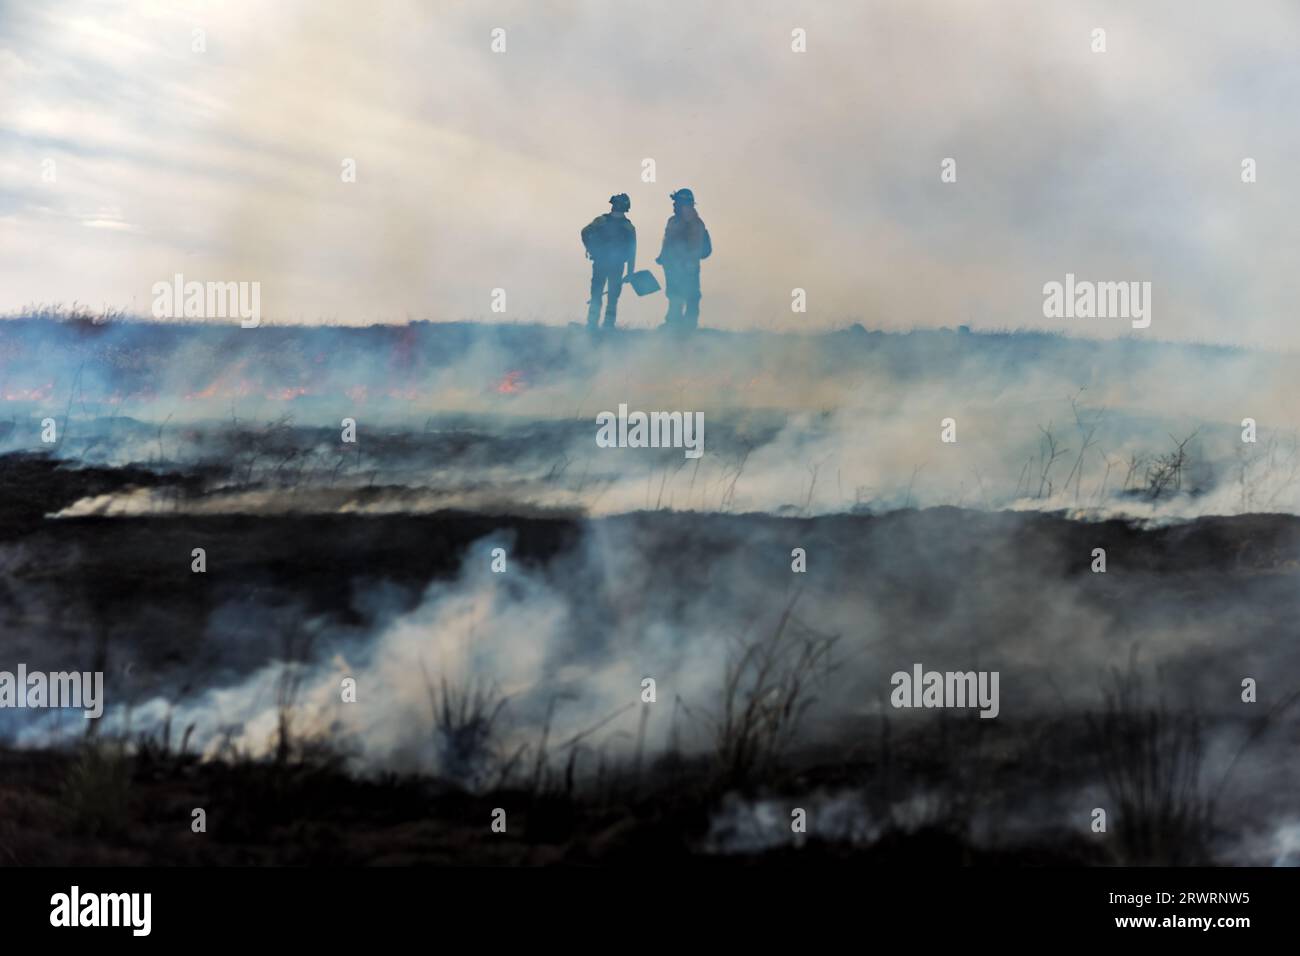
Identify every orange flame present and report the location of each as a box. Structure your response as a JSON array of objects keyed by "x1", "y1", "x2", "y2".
[{"x1": 496, "y1": 370, "x2": 526, "y2": 394}]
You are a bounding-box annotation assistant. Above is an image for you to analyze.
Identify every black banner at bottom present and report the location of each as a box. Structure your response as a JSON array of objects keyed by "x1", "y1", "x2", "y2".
[{"x1": 0, "y1": 865, "x2": 1291, "y2": 942}]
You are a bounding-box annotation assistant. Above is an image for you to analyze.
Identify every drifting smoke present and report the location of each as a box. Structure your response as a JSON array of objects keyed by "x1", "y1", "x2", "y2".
[
  {"x1": 2, "y1": 317, "x2": 1298, "y2": 863},
  {"x1": 7, "y1": 500, "x2": 1298, "y2": 860},
  {"x1": 3, "y1": 318, "x2": 1300, "y2": 521}
]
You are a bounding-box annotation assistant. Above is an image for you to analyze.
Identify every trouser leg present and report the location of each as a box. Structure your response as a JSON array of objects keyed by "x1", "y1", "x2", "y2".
[
  {"x1": 603, "y1": 268, "x2": 622, "y2": 327},
  {"x1": 587, "y1": 267, "x2": 603, "y2": 326},
  {"x1": 684, "y1": 295, "x2": 700, "y2": 329},
  {"x1": 664, "y1": 297, "x2": 680, "y2": 326}
]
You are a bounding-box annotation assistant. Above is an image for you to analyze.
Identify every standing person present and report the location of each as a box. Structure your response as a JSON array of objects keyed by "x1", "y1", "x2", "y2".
[
  {"x1": 656, "y1": 188, "x2": 712, "y2": 330},
  {"x1": 581, "y1": 194, "x2": 636, "y2": 330}
]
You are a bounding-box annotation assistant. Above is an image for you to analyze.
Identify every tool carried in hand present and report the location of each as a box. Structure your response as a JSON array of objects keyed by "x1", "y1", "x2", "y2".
[{"x1": 624, "y1": 270, "x2": 660, "y2": 296}]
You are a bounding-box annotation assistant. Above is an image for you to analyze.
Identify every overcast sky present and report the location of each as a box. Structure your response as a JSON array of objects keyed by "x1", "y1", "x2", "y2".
[{"x1": 2, "y1": 0, "x2": 1299, "y2": 344}]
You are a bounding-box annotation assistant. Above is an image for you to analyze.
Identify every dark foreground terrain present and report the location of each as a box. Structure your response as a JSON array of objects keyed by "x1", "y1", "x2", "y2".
[{"x1": 0, "y1": 453, "x2": 1297, "y2": 865}]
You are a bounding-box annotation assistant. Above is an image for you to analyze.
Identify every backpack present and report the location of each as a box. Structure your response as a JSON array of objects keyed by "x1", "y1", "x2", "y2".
[{"x1": 582, "y1": 214, "x2": 633, "y2": 260}]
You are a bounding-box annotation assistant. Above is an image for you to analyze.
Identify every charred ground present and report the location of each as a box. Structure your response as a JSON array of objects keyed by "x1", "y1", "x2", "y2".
[{"x1": 0, "y1": 452, "x2": 1296, "y2": 865}]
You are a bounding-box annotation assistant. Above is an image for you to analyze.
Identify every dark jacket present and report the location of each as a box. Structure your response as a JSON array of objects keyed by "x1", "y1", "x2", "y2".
[
  {"x1": 657, "y1": 208, "x2": 711, "y2": 268},
  {"x1": 581, "y1": 213, "x2": 636, "y2": 267}
]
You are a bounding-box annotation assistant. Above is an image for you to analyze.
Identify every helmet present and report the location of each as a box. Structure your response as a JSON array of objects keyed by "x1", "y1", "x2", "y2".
[
  {"x1": 609, "y1": 193, "x2": 631, "y2": 212},
  {"x1": 669, "y1": 188, "x2": 695, "y2": 205}
]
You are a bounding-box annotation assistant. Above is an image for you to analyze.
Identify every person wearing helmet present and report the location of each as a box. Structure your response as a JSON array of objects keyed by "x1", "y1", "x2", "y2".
[
  {"x1": 580, "y1": 193, "x2": 637, "y2": 329},
  {"x1": 655, "y1": 188, "x2": 711, "y2": 330}
]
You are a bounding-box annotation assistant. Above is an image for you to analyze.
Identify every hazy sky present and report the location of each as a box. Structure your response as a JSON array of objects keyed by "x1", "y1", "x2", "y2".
[{"x1": 2, "y1": 0, "x2": 1299, "y2": 344}]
